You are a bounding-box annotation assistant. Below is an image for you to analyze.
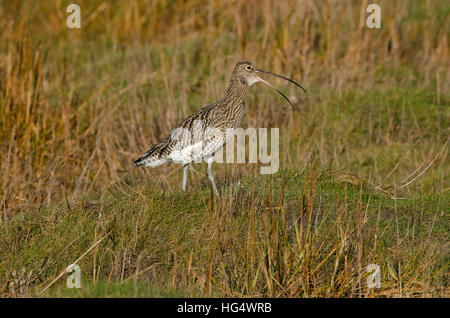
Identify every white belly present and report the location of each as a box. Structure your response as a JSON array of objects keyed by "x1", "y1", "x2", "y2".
[
  {"x1": 168, "y1": 142, "x2": 204, "y2": 165},
  {"x1": 168, "y1": 132, "x2": 231, "y2": 165},
  {"x1": 167, "y1": 127, "x2": 236, "y2": 165}
]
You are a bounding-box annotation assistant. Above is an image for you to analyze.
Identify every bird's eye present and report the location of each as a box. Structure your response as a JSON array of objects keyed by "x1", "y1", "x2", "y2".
[{"x1": 246, "y1": 65, "x2": 252, "y2": 71}]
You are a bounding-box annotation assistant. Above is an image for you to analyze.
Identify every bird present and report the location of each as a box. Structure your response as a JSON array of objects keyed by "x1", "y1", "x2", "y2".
[{"x1": 134, "y1": 61, "x2": 306, "y2": 195}]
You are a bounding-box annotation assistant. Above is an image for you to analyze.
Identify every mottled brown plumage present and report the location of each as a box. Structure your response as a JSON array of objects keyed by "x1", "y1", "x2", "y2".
[{"x1": 135, "y1": 61, "x2": 305, "y2": 194}]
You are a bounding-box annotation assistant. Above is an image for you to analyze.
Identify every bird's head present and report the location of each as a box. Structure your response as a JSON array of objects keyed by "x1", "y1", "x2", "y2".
[{"x1": 230, "y1": 61, "x2": 306, "y2": 107}]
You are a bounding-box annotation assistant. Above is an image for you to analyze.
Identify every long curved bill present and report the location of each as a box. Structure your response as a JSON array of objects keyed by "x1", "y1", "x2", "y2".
[
  {"x1": 255, "y1": 77, "x2": 296, "y2": 108},
  {"x1": 254, "y1": 69, "x2": 306, "y2": 108},
  {"x1": 255, "y1": 69, "x2": 306, "y2": 93}
]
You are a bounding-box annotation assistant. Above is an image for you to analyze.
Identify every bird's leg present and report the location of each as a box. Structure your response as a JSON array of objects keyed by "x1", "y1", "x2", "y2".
[
  {"x1": 182, "y1": 164, "x2": 189, "y2": 191},
  {"x1": 206, "y1": 159, "x2": 219, "y2": 196}
]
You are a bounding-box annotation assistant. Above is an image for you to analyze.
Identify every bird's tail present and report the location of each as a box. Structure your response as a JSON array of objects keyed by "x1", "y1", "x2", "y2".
[{"x1": 134, "y1": 142, "x2": 168, "y2": 168}]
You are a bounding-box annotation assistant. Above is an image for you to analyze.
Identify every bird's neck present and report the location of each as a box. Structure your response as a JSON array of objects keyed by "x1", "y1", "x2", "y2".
[
  {"x1": 216, "y1": 78, "x2": 248, "y2": 128},
  {"x1": 223, "y1": 78, "x2": 248, "y2": 104}
]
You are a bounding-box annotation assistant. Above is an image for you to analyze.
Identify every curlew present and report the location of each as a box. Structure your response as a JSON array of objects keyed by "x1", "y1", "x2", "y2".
[{"x1": 134, "y1": 61, "x2": 305, "y2": 195}]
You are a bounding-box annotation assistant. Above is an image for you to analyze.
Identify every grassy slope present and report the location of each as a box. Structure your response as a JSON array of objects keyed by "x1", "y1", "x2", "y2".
[{"x1": 2, "y1": 168, "x2": 448, "y2": 297}]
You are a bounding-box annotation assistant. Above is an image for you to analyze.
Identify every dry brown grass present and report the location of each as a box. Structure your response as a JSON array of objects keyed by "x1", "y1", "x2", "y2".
[{"x1": 0, "y1": 0, "x2": 448, "y2": 212}]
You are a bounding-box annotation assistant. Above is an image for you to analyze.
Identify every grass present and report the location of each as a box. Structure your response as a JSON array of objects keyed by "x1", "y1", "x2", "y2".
[
  {"x1": 0, "y1": 0, "x2": 449, "y2": 297},
  {"x1": 1, "y1": 169, "x2": 448, "y2": 297}
]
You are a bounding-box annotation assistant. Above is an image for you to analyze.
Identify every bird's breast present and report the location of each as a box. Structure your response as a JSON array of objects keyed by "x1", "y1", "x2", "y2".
[{"x1": 214, "y1": 101, "x2": 245, "y2": 129}]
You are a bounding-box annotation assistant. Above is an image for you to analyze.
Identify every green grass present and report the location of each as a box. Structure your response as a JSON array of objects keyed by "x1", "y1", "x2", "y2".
[
  {"x1": 45, "y1": 281, "x2": 207, "y2": 298},
  {"x1": 1, "y1": 169, "x2": 447, "y2": 297}
]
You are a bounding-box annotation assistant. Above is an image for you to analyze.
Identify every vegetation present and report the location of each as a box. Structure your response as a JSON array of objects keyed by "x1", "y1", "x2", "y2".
[{"x1": 0, "y1": 0, "x2": 448, "y2": 297}]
